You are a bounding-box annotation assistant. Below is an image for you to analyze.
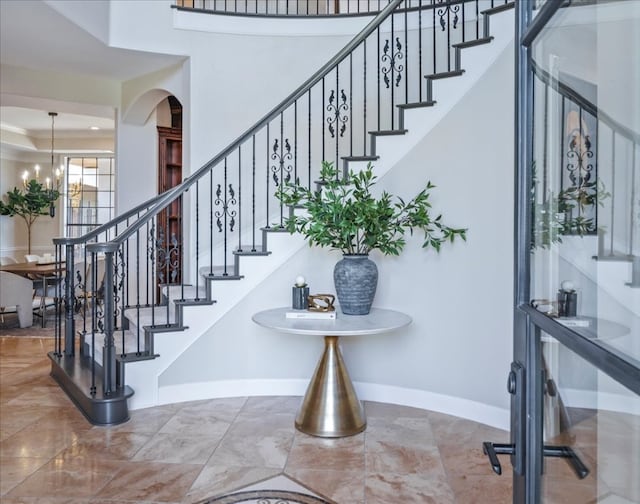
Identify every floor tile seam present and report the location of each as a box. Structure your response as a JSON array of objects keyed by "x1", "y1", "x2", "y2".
[
  {"x1": 199, "y1": 410, "x2": 246, "y2": 469},
  {"x1": 278, "y1": 423, "x2": 300, "y2": 475},
  {"x1": 92, "y1": 460, "x2": 206, "y2": 503},
  {"x1": 0, "y1": 455, "x2": 53, "y2": 497},
  {"x1": 192, "y1": 469, "x2": 288, "y2": 502},
  {"x1": 433, "y1": 442, "x2": 466, "y2": 499},
  {"x1": 280, "y1": 469, "x2": 345, "y2": 504}
]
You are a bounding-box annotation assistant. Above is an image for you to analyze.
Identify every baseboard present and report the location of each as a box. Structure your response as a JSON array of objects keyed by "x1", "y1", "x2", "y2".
[
  {"x1": 155, "y1": 379, "x2": 510, "y2": 430},
  {"x1": 561, "y1": 387, "x2": 640, "y2": 415}
]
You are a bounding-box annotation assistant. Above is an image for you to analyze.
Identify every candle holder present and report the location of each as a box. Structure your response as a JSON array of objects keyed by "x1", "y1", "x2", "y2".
[{"x1": 292, "y1": 275, "x2": 309, "y2": 310}]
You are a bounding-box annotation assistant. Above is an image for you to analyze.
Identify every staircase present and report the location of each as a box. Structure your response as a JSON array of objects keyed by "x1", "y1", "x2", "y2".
[{"x1": 48, "y1": 0, "x2": 519, "y2": 424}]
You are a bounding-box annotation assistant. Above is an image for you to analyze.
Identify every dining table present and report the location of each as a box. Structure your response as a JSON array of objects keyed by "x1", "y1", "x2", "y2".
[{"x1": 0, "y1": 260, "x2": 64, "y2": 327}]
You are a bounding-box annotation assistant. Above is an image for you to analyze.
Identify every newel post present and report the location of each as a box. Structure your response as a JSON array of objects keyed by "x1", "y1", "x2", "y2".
[
  {"x1": 101, "y1": 249, "x2": 116, "y2": 394},
  {"x1": 64, "y1": 243, "x2": 76, "y2": 355}
]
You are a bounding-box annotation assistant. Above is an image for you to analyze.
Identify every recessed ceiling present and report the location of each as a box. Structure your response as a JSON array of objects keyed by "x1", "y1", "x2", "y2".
[{"x1": 1, "y1": 107, "x2": 114, "y2": 138}]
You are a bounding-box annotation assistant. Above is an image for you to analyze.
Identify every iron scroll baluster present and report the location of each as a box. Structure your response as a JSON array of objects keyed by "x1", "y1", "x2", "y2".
[{"x1": 326, "y1": 89, "x2": 349, "y2": 138}]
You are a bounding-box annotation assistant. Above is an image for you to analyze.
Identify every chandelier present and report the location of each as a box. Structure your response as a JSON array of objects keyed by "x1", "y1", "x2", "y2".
[{"x1": 21, "y1": 112, "x2": 63, "y2": 217}]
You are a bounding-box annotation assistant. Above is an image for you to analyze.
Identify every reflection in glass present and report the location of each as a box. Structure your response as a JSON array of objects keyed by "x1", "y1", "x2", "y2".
[
  {"x1": 529, "y1": 0, "x2": 640, "y2": 365},
  {"x1": 542, "y1": 331, "x2": 639, "y2": 503}
]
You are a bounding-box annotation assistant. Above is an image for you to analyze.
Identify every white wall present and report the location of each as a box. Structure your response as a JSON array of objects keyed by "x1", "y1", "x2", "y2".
[{"x1": 158, "y1": 40, "x2": 515, "y2": 426}]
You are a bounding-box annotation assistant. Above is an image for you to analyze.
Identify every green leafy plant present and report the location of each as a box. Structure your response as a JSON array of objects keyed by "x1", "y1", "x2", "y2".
[
  {"x1": 531, "y1": 163, "x2": 610, "y2": 250},
  {"x1": 0, "y1": 179, "x2": 59, "y2": 254},
  {"x1": 276, "y1": 161, "x2": 466, "y2": 256}
]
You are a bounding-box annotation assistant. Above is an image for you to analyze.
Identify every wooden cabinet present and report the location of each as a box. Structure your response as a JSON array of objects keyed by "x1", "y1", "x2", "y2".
[{"x1": 157, "y1": 126, "x2": 182, "y2": 290}]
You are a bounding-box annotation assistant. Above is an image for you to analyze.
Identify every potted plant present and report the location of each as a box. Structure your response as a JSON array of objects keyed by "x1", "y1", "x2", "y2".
[
  {"x1": 277, "y1": 161, "x2": 467, "y2": 314},
  {"x1": 0, "y1": 179, "x2": 59, "y2": 255}
]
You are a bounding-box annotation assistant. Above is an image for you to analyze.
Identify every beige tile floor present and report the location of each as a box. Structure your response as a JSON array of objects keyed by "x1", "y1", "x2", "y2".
[{"x1": 1, "y1": 335, "x2": 516, "y2": 503}]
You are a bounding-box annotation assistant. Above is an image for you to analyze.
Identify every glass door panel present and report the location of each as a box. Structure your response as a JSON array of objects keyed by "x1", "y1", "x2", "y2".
[
  {"x1": 528, "y1": 0, "x2": 640, "y2": 368},
  {"x1": 512, "y1": 1, "x2": 640, "y2": 502},
  {"x1": 541, "y1": 331, "x2": 639, "y2": 503}
]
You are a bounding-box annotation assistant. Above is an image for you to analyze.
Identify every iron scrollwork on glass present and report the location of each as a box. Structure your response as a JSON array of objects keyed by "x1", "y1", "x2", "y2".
[
  {"x1": 214, "y1": 183, "x2": 238, "y2": 233},
  {"x1": 326, "y1": 89, "x2": 349, "y2": 138},
  {"x1": 562, "y1": 109, "x2": 598, "y2": 234},
  {"x1": 381, "y1": 38, "x2": 404, "y2": 89}
]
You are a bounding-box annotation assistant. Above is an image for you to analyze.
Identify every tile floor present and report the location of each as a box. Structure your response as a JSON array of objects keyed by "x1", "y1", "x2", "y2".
[{"x1": 0, "y1": 335, "x2": 512, "y2": 503}]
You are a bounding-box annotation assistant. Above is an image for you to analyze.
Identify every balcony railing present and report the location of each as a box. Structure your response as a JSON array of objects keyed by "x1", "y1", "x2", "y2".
[{"x1": 174, "y1": 0, "x2": 508, "y2": 17}]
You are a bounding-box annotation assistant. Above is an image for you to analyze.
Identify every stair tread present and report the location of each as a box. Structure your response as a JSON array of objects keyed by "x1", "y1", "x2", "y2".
[
  {"x1": 342, "y1": 155, "x2": 380, "y2": 161},
  {"x1": 234, "y1": 248, "x2": 271, "y2": 256},
  {"x1": 261, "y1": 226, "x2": 289, "y2": 233},
  {"x1": 453, "y1": 37, "x2": 494, "y2": 49},
  {"x1": 369, "y1": 129, "x2": 408, "y2": 136},
  {"x1": 398, "y1": 101, "x2": 437, "y2": 109},
  {"x1": 199, "y1": 265, "x2": 244, "y2": 279},
  {"x1": 425, "y1": 69, "x2": 465, "y2": 80},
  {"x1": 592, "y1": 254, "x2": 634, "y2": 262}
]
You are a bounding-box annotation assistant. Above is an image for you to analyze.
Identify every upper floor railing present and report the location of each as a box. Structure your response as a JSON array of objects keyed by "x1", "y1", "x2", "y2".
[{"x1": 174, "y1": 0, "x2": 508, "y2": 17}]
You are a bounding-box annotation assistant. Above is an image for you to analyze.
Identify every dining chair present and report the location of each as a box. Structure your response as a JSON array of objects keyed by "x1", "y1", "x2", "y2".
[
  {"x1": 0, "y1": 256, "x2": 18, "y2": 266},
  {"x1": 0, "y1": 271, "x2": 34, "y2": 327}
]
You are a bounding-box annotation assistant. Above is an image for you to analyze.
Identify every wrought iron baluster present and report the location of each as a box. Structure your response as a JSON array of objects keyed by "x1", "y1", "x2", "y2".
[
  {"x1": 363, "y1": 39, "x2": 368, "y2": 154},
  {"x1": 266, "y1": 123, "x2": 270, "y2": 229},
  {"x1": 432, "y1": 6, "x2": 436, "y2": 73},
  {"x1": 294, "y1": 100, "x2": 298, "y2": 183},
  {"x1": 404, "y1": 7, "x2": 408, "y2": 106},
  {"x1": 237, "y1": 147, "x2": 242, "y2": 252},
  {"x1": 377, "y1": 26, "x2": 381, "y2": 130},
  {"x1": 475, "y1": 0, "x2": 479, "y2": 40},
  {"x1": 117, "y1": 246, "x2": 126, "y2": 355},
  {"x1": 308, "y1": 90, "x2": 312, "y2": 189},
  {"x1": 610, "y1": 130, "x2": 616, "y2": 256},
  {"x1": 630, "y1": 142, "x2": 637, "y2": 256},
  {"x1": 460, "y1": 1, "x2": 465, "y2": 42},
  {"x1": 350, "y1": 53, "x2": 353, "y2": 155},
  {"x1": 136, "y1": 227, "x2": 141, "y2": 352},
  {"x1": 149, "y1": 220, "x2": 156, "y2": 325},
  {"x1": 210, "y1": 168, "x2": 214, "y2": 272},
  {"x1": 560, "y1": 97, "x2": 566, "y2": 194},
  {"x1": 214, "y1": 158, "x2": 237, "y2": 275},
  {"x1": 322, "y1": 77, "x2": 326, "y2": 160},
  {"x1": 271, "y1": 113, "x2": 292, "y2": 226},
  {"x1": 419, "y1": 0, "x2": 422, "y2": 101},
  {"x1": 252, "y1": 136, "x2": 257, "y2": 251}
]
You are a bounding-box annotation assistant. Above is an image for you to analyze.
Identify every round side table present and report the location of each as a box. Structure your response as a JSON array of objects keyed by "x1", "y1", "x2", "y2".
[{"x1": 252, "y1": 307, "x2": 412, "y2": 438}]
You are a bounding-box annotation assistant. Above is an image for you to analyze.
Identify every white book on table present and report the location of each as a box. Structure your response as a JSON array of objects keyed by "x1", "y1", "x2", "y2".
[{"x1": 286, "y1": 310, "x2": 337, "y2": 320}]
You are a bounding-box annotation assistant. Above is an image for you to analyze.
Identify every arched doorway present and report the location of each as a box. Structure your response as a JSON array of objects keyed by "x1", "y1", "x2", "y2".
[{"x1": 156, "y1": 96, "x2": 183, "y2": 291}]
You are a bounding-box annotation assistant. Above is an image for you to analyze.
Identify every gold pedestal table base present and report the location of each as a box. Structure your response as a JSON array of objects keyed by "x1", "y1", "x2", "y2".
[
  {"x1": 252, "y1": 307, "x2": 412, "y2": 438},
  {"x1": 295, "y1": 335, "x2": 365, "y2": 437}
]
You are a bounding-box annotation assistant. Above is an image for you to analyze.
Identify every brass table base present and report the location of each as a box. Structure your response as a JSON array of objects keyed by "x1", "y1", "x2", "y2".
[{"x1": 295, "y1": 335, "x2": 366, "y2": 437}]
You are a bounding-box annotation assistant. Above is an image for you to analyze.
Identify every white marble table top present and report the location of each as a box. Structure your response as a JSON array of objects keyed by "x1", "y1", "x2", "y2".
[{"x1": 252, "y1": 307, "x2": 412, "y2": 336}]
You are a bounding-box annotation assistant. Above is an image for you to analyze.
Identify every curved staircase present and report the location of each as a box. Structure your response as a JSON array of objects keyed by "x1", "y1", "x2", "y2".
[{"x1": 49, "y1": 0, "x2": 517, "y2": 424}]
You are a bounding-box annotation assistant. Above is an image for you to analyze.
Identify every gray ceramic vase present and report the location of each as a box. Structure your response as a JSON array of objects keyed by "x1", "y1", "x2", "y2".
[{"x1": 333, "y1": 254, "x2": 378, "y2": 315}]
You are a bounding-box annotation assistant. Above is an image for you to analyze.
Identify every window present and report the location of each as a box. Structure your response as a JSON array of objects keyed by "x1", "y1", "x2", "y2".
[{"x1": 65, "y1": 157, "x2": 115, "y2": 239}]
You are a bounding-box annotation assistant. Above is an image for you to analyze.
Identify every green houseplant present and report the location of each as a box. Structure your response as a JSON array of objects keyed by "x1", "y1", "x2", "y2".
[
  {"x1": 277, "y1": 161, "x2": 466, "y2": 314},
  {"x1": 0, "y1": 179, "x2": 59, "y2": 255}
]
